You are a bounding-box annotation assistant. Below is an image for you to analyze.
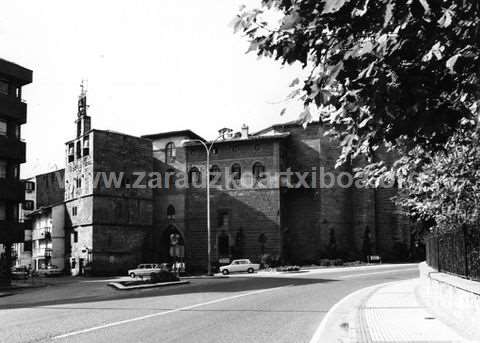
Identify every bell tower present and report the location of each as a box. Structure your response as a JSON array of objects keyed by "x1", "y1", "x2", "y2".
[{"x1": 75, "y1": 80, "x2": 91, "y2": 138}]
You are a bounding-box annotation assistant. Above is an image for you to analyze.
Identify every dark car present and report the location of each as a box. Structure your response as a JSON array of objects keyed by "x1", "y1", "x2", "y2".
[{"x1": 11, "y1": 266, "x2": 29, "y2": 280}]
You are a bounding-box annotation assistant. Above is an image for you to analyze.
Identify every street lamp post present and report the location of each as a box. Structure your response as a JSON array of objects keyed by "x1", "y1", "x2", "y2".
[{"x1": 182, "y1": 130, "x2": 231, "y2": 276}]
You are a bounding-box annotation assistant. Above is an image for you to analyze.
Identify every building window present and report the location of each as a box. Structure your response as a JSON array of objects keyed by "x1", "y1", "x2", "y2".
[
  {"x1": 76, "y1": 141, "x2": 82, "y2": 159},
  {"x1": 0, "y1": 79, "x2": 8, "y2": 95},
  {"x1": 0, "y1": 201, "x2": 5, "y2": 220},
  {"x1": 73, "y1": 231, "x2": 78, "y2": 243},
  {"x1": 83, "y1": 137, "x2": 90, "y2": 156},
  {"x1": 217, "y1": 211, "x2": 229, "y2": 227},
  {"x1": 25, "y1": 181, "x2": 35, "y2": 192},
  {"x1": 12, "y1": 164, "x2": 19, "y2": 179},
  {"x1": 22, "y1": 200, "x2": 34, "y2": 211},
  {"x1": 72, "y1": 206, "x2": 78, "y2": 216},
  {"x1": 0, "y1": 160, "x2": 7, "y2": 178},
  {"x1": 165, "y1": 142, "x2": 176, "y2": 163},
  {"x1": 0, "y1": 120, "x2": 7, "y2": 136},
  {"x1": 231, "y1": 163, "x2": 241, "y2": 184},
  {"x1": 252, "y1": 162, "x2": 266, "y2": 180},
  {"x1": 76, "y1": 178, "x2": 82, "y2": 189},
  {"x1": 68, "y1": 143, "x2": 74, "y2": 162},
  {"x1": 209, "y1": 165, "x2": 221, "y2": 183},
  {"x1": 167, "y1": 205, "x2": 176, "y2": 220},
  {"x1": 188, "y1": 167, "x2": 201, "y2": 186},
  {"x1": 165, "y1": 169, "x2": 175, "y2": 190}
]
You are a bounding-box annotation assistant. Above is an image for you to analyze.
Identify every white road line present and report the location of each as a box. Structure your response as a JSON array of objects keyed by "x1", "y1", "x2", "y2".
[
  {"x1": 53, "y1": 285, "x2": 290, "y2": 340},
  {"x1": 338, "y1": 268, "x2": 418, "y2": 279},
  {"x1": 308, "y1": 280, "x2": 402, "y2": 343}
]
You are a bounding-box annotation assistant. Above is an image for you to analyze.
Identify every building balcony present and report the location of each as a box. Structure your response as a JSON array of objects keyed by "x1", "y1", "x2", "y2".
[
  {"x1": 0, "y1": 135, "x2": 26, "y2": 162},
  {"x1": 0, "y1": 178, "x2": 26, "y2": 202},
  {"x1": 32, "y1": 227, "x2": 52, "y2": 241},
  {"x1": 0, "y1": 221, "x2": 25, "y2": 243},
  {"x1": 0, "y1": 93, "x2": 27, "y2": 124}
]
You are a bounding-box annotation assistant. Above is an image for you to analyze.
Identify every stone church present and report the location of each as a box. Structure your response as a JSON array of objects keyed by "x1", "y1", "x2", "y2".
[{"x1": 63, "y1": 90, "x2": 411, "y2": 275}]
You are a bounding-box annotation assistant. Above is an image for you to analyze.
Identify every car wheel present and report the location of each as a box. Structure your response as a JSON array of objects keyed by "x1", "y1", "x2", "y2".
[
  {"x1": 247, "y1": 268, "x2": 254, "y2": 274},
  {"x1": 129, "y1": 272, "x2": 136, "y2": 278},
  {"x1": 222, "y1": 269, "x2": 229, "y2": 275}
]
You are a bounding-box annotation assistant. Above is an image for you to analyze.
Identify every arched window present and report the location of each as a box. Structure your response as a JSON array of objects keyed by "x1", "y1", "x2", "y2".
[
  {"x1": 167, "y1": 205, "x2": 176, "y2": 219},
  {"x1": 188, "y1": 167, "x2": 202, "y2": 186},
  {"x1": 252, "y1": 162, "x2": 266, "y2": 180},
  {"x1": 165, "y1": 142, "x2": 176, "y2": 163},
  {"x1": 209, "y1": 165, "x2": 221, "y2": 183},
  {"x1": 231, "y1": 163, "x2": 241, "y2": 182}
]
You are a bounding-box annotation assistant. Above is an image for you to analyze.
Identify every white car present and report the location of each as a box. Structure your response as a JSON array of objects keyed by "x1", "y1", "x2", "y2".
[
  {"x1": 37, "y1": 265, "x2": 63, "y2": 277},
  {"x1": 128, "y1": 263, "x2": 163, "y2": 278},
  {"x1": 219, "y1": 259, "x2": 260, "y2": 275}
]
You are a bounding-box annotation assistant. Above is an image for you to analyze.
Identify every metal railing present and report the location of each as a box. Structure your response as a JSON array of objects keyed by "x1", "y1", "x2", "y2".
[{"x1": 425, "y1": 225, "x2": 480, "y2": 281}]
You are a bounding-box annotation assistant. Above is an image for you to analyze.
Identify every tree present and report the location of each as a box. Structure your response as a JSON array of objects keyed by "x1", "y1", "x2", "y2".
[
  {"x1": 394, "y1": 123, "x2": 480, "y2": 231},
  {"x1": 233, "y1": 0, "x2": 480, "y2": 230},
  {"x1": 234, "y1": 0, "x2": 480, "y2": 164}
]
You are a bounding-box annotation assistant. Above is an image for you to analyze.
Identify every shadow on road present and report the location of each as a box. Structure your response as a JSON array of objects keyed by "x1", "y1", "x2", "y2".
[{"x1": 0, "y1": 275, "x2": 338, "y2": 310}]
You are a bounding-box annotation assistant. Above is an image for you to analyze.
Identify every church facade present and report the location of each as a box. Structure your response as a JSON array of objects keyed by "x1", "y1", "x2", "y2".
[{"x1": 57, "y1": 90, "x2": 413, "y2": 275}]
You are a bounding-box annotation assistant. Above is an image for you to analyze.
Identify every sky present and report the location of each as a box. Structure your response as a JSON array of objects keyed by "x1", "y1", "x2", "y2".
[{"x1": 0, "y1": 0, "x2": 304, "y2": 178}]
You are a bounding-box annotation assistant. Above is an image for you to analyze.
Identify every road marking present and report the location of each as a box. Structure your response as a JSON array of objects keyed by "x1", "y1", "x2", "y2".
[
  {"x1": 53, "y1": 285, "x2": 290, "y2": 340},
  {"x1": 308, "y1": 280, "x2": 404, "y2": 343},
  {"x1": 339, "y1": 268, "x2": 418, "y2": 279}
]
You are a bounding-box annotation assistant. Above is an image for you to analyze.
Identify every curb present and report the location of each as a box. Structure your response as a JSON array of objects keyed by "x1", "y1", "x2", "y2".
[
  {"x1": 181, "y1": 275, "x2": 229, "y2": 279},
  {"x1": 108, "y1": 280, "x2": 189, "y2": 290},
  {"x1": 308, "y1": 280, "x2": 402, "y2": 343}
]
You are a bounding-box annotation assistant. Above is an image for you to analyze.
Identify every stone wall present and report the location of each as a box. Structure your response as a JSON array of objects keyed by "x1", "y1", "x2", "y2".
[
  {"x1": 419, "y1": 262, "x2": 480, "y2": 341},
  {"x1": 65, "y1": 130, "x2": 154, "y2": 275},
  {"x1": 35, "y1": 169, "x2": 65, "y2": 208}
]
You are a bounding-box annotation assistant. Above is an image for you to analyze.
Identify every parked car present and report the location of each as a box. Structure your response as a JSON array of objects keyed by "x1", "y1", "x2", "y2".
[
  {"x1": 128, "y1": 263, "x2": 165, "y2": 278},
  {"x1": 219, "y1": 259, "x2": 260, "y2": 275},
  {"x1": 37, "y1": 265, "x2": 63, "y2": 277},
  {"x1": 11, "y1": 266, "x2": 29, "y2": 280}
]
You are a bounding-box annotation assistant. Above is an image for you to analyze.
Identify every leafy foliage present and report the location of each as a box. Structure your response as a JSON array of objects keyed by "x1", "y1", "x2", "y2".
[
  {"x1": 393, "y1": 122, "x2": 480, "y2": 231},
  {"x1": 233, "y1": 0, "x2": 480, "y2": 162},
  {"x1": 233, "y1": 0, "x2": 480, "y2": 231}
]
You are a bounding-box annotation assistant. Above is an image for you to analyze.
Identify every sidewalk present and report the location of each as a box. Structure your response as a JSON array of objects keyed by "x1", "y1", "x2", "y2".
[{"x1": 351, "y1": 279, "x2": 471, "y2": 342}]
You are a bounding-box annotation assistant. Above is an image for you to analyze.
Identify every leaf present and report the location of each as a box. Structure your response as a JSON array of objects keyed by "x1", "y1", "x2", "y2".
[
  {"x1": 289, "y1": 78, "x2": 300, "y2": 87},
  {"x1": 246, "y1": 41, "x2": 260, "y2": 54},
  {"x1": 299, "y1": 106, "x2": 313, "y2": 127},
  {"x1": 422, "y1": 42, "x2": 444, "y2": 62},
  {"x1": 322, "y1": 0, "x2": 351, "y2": 14},
  {"x1": 230, "y1": 16, "x2": 244, "y2": 34},
  {"x1": 358, "y1": 61, "x2": 375, "y2": 79},
  {"x1": 438, "y1": 8, "x2": 454, "y2": 28},
  {"x1": 280, "y1": 11, "x2": 300, "y2": 30},
  {"x1": 446, "y1": 54, "x2": 461, "y2": 73},
  {"x1": 352, "y1": 0, "x2": 370, "y2": 17},
  {"x1": 418, "y1": 0, "x2": 431, "y2": 15},
  {"x1": 358, "y1": 117, "x2": 371, "y2": 128},
  {"x1": 384, "y1": 2, "x2": 394, "y2": 27}
]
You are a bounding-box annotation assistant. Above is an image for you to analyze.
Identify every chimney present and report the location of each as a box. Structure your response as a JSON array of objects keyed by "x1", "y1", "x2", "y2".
[{"x1": 241, "y1": 124, "x2": 249, "y2": 139}]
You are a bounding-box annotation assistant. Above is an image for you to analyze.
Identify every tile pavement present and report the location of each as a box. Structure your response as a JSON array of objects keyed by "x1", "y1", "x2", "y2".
[{"x1": 352, "y1": 279, "x2": 472, "y2": 343}]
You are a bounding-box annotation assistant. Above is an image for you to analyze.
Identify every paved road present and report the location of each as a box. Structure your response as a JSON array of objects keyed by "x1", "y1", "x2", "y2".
[{"x1": 0, "y1": 264, "x2": 418, "y2": 343}]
